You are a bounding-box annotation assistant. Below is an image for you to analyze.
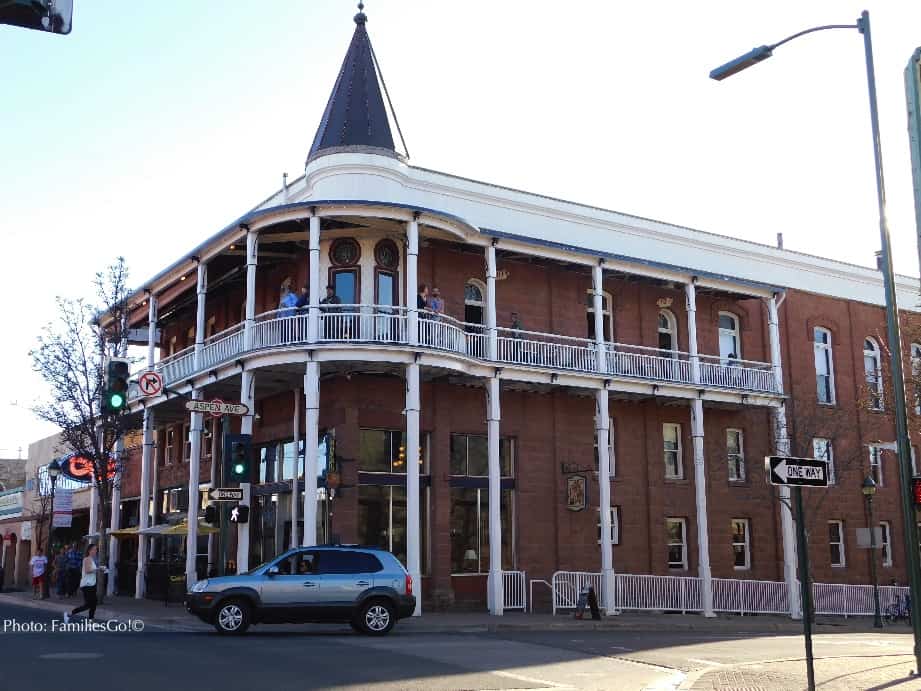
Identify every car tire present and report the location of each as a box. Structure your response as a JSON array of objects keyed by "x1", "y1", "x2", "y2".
[
  {"x1": 213, "y1": 599, "x2": 251, "y2": 635},
  {"x1": 358, "y1": 598, "x2": 396, "y2": 636}
]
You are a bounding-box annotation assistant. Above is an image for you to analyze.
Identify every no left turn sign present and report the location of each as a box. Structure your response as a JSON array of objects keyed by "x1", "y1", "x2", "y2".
[{"x1": 138, "y1": 371, "x2": 163, "y2": 397}]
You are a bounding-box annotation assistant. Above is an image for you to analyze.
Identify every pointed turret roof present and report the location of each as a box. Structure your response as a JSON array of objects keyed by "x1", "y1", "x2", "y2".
[{"x1": 307, "y1": 4, "x2": 402, "y2": 163}]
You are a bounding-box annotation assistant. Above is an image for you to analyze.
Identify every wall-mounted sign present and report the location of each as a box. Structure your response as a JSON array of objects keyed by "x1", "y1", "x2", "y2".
[
  {"x1": 0, "y1": 490, "x2": 23, "y2": 519},
  {"x1": 561, "y1": 462, "x2": 594, "y2": 475},
  {"x1": 566, "y1": 475, "x2": 587, "y2": 512},
  {"x1": 52, "y1": 489, "x2": 73, "y2": 528},
  {"x1": 58, "y1": 454, "x2": 116, "y2": 484},
  {"x1": 20, "y1": 521, "x2": 31, "y2": 541},
  {"x1": 656, "y1": 297, "x2": 673, "y2": 308}
]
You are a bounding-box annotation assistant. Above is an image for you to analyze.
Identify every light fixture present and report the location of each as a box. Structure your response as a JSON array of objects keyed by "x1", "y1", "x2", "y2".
[
  {"x1": 229, "y1": 244, "x2": 236, "y2": 250},
  {"x1": 862, "y1": 474, "x2": 877, "y2": 497},
  {"x1": 180, "y1": 275, "x2": 186, "y2": 281},
  {"x1": 47, "y1": 459, "x2": 61, "y2": 480}
]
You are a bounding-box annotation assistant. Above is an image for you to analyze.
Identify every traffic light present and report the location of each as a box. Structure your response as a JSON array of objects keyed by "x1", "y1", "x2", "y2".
[
  {"x1": 224, "y1": 433, "x2": 252, "y2": 483},
  {"x1": 103, "y1": 357, "x2": 130, "y2": 414},
  {"x1": 230, "y1": 503, "x2": 249, "y2": 524},
  {"x1": 204, "y1": 504, "x2": 218, "y2": 524}
]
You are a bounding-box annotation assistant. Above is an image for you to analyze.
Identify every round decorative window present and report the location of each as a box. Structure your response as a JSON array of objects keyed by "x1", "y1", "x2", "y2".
[
  {"x1": 330, "y1": 238, "x2": 360, "y2": 267},
  {"x1": 374, "y1": 240, "x2": 399, "y2": 270}
]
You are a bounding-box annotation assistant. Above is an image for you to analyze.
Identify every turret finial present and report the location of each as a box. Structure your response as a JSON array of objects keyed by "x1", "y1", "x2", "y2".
[{"x1": 354, "y1": 2, "x2": 367, "y2": 25}]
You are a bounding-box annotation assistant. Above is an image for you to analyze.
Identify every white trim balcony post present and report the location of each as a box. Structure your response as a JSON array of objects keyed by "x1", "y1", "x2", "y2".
[
  {"x1": 486, "y1": 376, "x2": 503, "y2": 615},
  {"x1": 308, "y1": 215, "x2": 320, "y2": 344},
  {"x1": 243, "y1": 227, "x2": 258, "y2": 351},
  {"x1": 193, "y1": 262, "x2": 207, "y2": 371},
  {"x1": 405, "y1": 363, "x2": 422, "y2": 615},
  {"x1": 407, "y1": 217, "x2": 419, "y2": 346},
  {"x1": 303, "y1": 363, "x2": 319, "y2": 547},
  {"x1": 185, "y1": 391, "x2": 203, "y2": 588},
  {"x1": 136, "y1": 294, "x2": 157, "y2": 597},
  {"x1": 685, "y1": 279, "x2": 701, "y2": 384},
  {"x1": 595, "y1": 389, "x2": 615, "y2": 613},
  {"x1": 592, "y1": 263, "x2": 607, "y2": 373},
  {"x1": 207, "y1": 424, "x2": 218, "y2": 575},
  {"x1": 236, "y1": 370, "x2": 255, "y2": 573},
  {"x1": 486, "y1": 243, "x2": 498, "y2": 361},
  {"x1": 768, "y1": 293, "x2": 800, "y2": 619},
  {"x1": 107, "y1": 436, "x2": 124, "y2": 596},
  {"x1": 690, "y1": 398, "x2": 714, "y2": 617},
  {"x1": 291, "y1": 388, "x2": 301, "y2": 549}
]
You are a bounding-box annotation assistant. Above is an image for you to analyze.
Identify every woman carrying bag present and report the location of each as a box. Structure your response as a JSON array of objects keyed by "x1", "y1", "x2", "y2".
[{"x1": 64, "y1": 544, "x2": 106, "y2": 623}]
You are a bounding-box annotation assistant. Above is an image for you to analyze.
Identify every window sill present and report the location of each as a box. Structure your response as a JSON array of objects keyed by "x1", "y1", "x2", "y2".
[
  {"x1": 664, "y1": 476, "x2": 687, "y2": 483},
  {"x1": 733, "y1": 566, "x2": 751, "y2": 571},
  {"x1": 817, "y1": 401, "x2": 837, "y2": 408},
  {"x1": 728, "y1": 479, "x2": 748, "y2": 486},
  {"x1": 831, "y1": 564, "x2": 847, "y2": 569}
]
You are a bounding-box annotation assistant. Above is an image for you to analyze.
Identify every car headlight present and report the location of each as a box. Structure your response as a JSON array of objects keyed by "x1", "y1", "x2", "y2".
[{"x1": 190, "y1": 580, "x2": 209, "y2": 593}]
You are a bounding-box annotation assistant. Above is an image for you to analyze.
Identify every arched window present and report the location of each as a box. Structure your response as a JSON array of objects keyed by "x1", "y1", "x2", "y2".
[
  {"x1": 329, "y1": 238, "x2": 361, "y2": 305},
  {"x1": 864, "y1": 337, "x2": 883, "y2": 410},
  {"x1": 464, "y1": 279, "x2": 486, "y2": 325},
  {"x1": 373, "y1": 239, "x2": 400, "y2": 307},
  {"x1": 718, "y1": 312, "x2": 740, "y2": 361},
  {"x1": 814, "y1": 327, "x2": 835, "y2": 404},
  {"x1": 585, "y1": 290, "x2": 613, "y2": 341},
  {"x1": 658, "y1": 309, "x2": 678, "y2": 353}
]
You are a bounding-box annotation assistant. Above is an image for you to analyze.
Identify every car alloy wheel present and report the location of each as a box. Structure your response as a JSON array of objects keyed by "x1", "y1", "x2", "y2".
[
  {"x1": 218, "y1": 604, "x2": 244, "y2": 632},
  {"x1": 364, "y1": 604, "x2": 391, "y2": 632}
]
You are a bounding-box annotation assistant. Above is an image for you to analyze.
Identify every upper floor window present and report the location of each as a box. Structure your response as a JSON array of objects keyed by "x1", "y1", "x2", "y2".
[
  {"x1": 585, "y1": 290, "x2": 613, "y2": 341},
  {"x1": 814, "y1": 327, "x2": 835, "y2": 404},
  {"x1": 880, "y1": 521, "x2": 893, "y2": 567},
  {"x1": 812, "y1": 438, "x2": 836, "y2": 485},
  {"x1": 658, "y1": 309, "x2": 678, "y2": 352},
  {"x1": 464, "y1": 280, "x2": 485, "y2": 325},
  {"x1": 719, "y1": 312, "x2": 740, "y2": 361},
  {"x1": 911, "y1": 343, "x2": 921, "y2": 414},
  {"x1": 663, "y1": 423, "x2": 683, "y2": 479},
  {"x1": 727, "y1": 428, "x2": 745, "y2": 482},
  {"x1": 373, "y1": 240, "x2": 400, "y2": 308},
  {"x1": 828, "y1": 520, "x2": 846, "y2": 567},
  {"x1": 864, "y1": 337, "x2": 883, "y2": 410},
  {"x1": 330, "y1": 238, "x2": 360, "y2": 267},
  {"x1": 869, "y1": 445, "x2": 883, "y2": 486}
]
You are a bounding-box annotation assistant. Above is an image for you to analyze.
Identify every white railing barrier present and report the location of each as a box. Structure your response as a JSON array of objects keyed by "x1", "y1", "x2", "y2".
[
  {"x1": 149, "y1": 306, "x2": 779, "y2": 396},
  {"x1": 528, "y1": 579, "x2": 552, "y2": 613},
  {"x1": 503, "y1": 570, "x2": 527, "y2": 610},
  {"x1": 550, "y1": 572, "x2": 906, "y2": 618}
]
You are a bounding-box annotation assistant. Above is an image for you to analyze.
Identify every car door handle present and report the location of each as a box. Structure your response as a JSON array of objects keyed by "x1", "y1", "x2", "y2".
[
  {"x1": 356, "y1": 581, "x2": 370, "y2": 587},
  {"x1": 303, "y1": 581, "x2": 318, "y2": 587}
]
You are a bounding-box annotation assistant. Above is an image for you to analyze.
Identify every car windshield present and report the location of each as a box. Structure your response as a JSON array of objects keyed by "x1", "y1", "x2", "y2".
[{"x1": 242, "y1": 559, "x2": 274, "y2": 575}]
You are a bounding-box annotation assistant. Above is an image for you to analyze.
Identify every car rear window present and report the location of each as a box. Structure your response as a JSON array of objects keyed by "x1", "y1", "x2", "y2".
[{"x1": 318, "y1": 550, "x2": 383, "y2": 574}]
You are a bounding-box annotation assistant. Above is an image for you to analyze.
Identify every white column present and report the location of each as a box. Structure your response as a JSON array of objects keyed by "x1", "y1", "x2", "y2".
[
  {"x1": 207, "y1": 423, "x2": 218, "y2": 576},
  {"x1": 291, "y1": 388, "x2": 301, "y2": 549},
  {"x1": 405, "y1": 363, "x2": 422, "y2": 615},
  {"x1": 486, "y1": 376, "x2": 503, "y2": 615},
  {"x1": 595, "y1": 390, "x2": 615, "y2": 613},
  {"x1": 685, "y1": 280, "x2": 701, "y2": 384},
  {"x1": 592, "y1": 264, "x2": 606, "y2": 373},
  {"x1": 243, "y1": 227, "x2": 258, "y2": 350},
  {"x1": 89, "y1": 480, "x2": 98, "y2": 543},
  {"x1": 236, "y1": 369, "x2": 255, "y2": 573},
  {"x1": 107, "y1": 436, "x2": 124, "y2": 596},
  {"x1": 407, "y1": 218, "x2": 419, "y2": 346},
  {"x1": 185, "y1": 395, "x2": 203, "y2": 587},
  {"x1": 486, "y1": 244, "x2": 498, "y2": 361},
  {"x1": 307, "y1": 215, "x2": 320, "y2": 344},
  {"x1": 136, "y1": 294, "x2": 157, "y2": 597},
  {"x1": 303, "y1": 363, "x2": 319, "y2": 547},
  {"x1": 193, "y1": 262, "x2": 207, "y2": 370},
  {"x1": 768, "y1": 294, "x2": 800, "y2": 619},
  {"x1": 690, "y1": 398, "x2": 714, "y2": 617}
]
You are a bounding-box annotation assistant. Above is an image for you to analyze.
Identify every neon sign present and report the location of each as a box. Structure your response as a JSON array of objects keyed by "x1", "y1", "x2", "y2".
[{"x1": 58, "y1": 453, "x2": 116, "y2": 483}]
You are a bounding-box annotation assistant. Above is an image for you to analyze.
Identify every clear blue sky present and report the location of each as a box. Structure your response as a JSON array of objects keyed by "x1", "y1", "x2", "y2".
[{"x1": 2, "y1": 0, "x2": 921, "y2": 456}]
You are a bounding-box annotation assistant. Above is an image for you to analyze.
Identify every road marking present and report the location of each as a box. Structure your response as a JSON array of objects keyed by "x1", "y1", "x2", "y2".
[
  {"x1": 609, "y1": 645, "x2": 634, "y2": 651},
  {"x1": 39, "y1": 653, "x2": 103, "y2": 660},
  {"x1": 493, "y1": 669, "x2": 574, "y2": 689},
  {"x1": 686, "y1": 657, "x2": 726, "y2": 667}
]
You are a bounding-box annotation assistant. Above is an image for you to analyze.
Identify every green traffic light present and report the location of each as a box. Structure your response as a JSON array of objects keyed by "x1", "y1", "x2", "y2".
[
  {"x1": 109, "y1": 392, "x2": 125, "y2": 409},
  {"x1": 234, "y1": 463, "x2": 245, "y2": 475}
]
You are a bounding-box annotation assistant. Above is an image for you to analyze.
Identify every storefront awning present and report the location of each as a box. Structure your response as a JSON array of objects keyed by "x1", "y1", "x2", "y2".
[
  {"x1": 108, "y1": 527, "x2": 140, "y2": 538},
  {"x1": 139, "y1": 521, "x2": 218, "y2": 536}
]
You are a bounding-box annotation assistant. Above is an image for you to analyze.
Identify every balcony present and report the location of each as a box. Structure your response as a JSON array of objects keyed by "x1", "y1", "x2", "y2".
[{"x1": 153, "y1": 306, "x2": 779, "y2": 395}]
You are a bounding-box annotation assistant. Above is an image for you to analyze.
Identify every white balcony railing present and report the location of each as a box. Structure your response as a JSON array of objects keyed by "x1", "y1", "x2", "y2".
[{"x1": 149, "y1": 305, "x2": 781, "y2": 396}]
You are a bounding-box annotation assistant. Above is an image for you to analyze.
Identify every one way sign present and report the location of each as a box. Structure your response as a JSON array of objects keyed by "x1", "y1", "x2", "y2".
[{"x1": 766, "y1": 456, "x2": 829, "y2": 487}]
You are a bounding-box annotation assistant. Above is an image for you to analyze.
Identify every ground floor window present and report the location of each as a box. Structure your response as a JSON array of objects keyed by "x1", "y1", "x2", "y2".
[
  {"x1": 829, "y1": 520, "x2": 846, "y2": 567},
  {"x1": 731, "y1": 518, "x2": 750, "y2": 570},
  {"x1": 880, "y1": 521, "x2": 892, "y2": 567},
  {"x1": 666, "y1": 518, "x2": 687, "y2": 570},
  {"x1": 450, "y1": 487, "x2": 514, "y2": 574},
  {"x1": 358, "y1": 485, "x2": 429, "y2": 573}
]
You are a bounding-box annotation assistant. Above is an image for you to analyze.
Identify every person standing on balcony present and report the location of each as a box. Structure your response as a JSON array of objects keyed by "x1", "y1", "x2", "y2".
[
  {"x1": 510, "y1": 312, "x2": 527, "y2": 363},
  {"x1": 279, "y1": 277, "x2": 298, "y2": 317},
  {"x1": 428, "y1": 287, "x2": 444, "y2": 348},
  {"x1": 320, "y1": 284, "x2": 342, "y2": 339},
  {"x1": 417, "y1": 284, "x2": 430, "y2": 343},
  {"x1": 295, "y1": 285, "x2": 309, "y2": 310}
]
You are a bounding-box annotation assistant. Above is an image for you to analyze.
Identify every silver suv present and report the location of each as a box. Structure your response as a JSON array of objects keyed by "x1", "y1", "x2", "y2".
[{"x1": 185, "y1": 546, "x2": 416, "y2": 635}]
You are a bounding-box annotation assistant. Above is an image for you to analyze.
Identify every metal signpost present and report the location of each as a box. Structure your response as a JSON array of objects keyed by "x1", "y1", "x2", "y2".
[{"x1": 767, "y1": 455, "x2": 829, "y2": 691}]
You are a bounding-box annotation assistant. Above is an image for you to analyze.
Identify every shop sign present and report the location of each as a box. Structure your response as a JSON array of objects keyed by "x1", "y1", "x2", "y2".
[
  {"x1": 0, "y1": 490, "x2": 23, "y2": 519},
  {"x1": 20, "y1": 521, "x2": 31, "y2": 541},
  {"x1": 52, "y1": 489, "x2": 73, "y2": 528},
  {"x1": 566, "y1": 475, "x2": 587, "y2": 512},
  {"x1": 58, "y1": 454, "x2": 116, "y2": 484}
]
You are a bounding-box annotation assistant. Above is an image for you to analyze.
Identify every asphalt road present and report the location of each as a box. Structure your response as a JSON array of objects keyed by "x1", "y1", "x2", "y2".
[{"x1": 1, "y1": 601, "x2": 916, "y2": 690}]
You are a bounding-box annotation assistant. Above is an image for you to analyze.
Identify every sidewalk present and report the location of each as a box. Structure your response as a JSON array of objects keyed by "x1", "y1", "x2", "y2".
[{"x1": 1, "y1": 588, "x2": 913, "y2": 635}]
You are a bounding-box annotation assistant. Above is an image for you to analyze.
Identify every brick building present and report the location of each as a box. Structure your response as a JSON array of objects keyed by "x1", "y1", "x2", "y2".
[{"x1": 103, "y1": 8, "x2": 920, "y2": 613}]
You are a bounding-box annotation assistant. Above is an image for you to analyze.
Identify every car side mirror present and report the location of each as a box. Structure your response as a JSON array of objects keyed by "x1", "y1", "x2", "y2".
[{"x1": 266, "y1": 566, "x2": 280, "y2": 577}]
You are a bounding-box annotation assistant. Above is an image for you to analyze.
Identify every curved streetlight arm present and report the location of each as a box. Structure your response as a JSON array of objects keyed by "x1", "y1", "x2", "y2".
[{"x1": 768, "y1": 23, "x2": 858, "y2": 51}]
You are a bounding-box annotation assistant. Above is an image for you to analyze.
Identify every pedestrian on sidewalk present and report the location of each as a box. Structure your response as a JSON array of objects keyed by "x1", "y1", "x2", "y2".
[
  {"x1": 65, "y1": 544, "x2": 106, "y2": 623},
  {"x1": 64, "y1": 542, "x2": 82, "y2": 597},
  {"x1": 29, "y1": 548, "x2": 47, "y2": 599},
  {"x1": 53, "y1": 548, "x2": 67, "y2": 599}
]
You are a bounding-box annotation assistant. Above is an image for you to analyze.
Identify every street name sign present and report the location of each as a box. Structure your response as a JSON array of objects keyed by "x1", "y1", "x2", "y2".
[
  {"x1": 208, "y1": 487, "x2": 244, "y2": 502},
  {"x1": 766, "y1": 456, "x2": 829, "y2": 487},
  {"x1": 184, "y1": 400, "x2": 250, "y2": 417}
]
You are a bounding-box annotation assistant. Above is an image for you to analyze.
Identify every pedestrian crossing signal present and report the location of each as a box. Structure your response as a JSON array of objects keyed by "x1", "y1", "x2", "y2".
[{"x1": 230, "y1": 504, "x2": 249, "y2": 524}]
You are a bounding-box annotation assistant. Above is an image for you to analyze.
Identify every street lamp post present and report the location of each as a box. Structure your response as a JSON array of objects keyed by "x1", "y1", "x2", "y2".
[
  {"x1": 45, "y1": 459, "x2": 61, "y2": 600},
  {"x1": 862, "y1": 474, "x2": 884, "y2": 628},
  {"x1": 711, "y1": 11, "x2": 921, "y2": 673}
]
